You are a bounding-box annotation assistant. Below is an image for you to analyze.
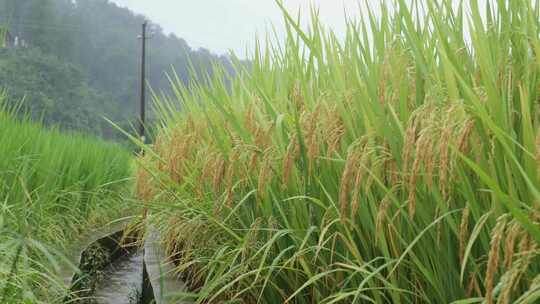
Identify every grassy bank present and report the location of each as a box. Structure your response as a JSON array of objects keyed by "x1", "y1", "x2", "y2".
[
  {"x1": 138, "y1": 1, "x2": 540, "y2": 303},
  {"x1": 0, "y1": 94, "x2": 133, "y2": 303}
]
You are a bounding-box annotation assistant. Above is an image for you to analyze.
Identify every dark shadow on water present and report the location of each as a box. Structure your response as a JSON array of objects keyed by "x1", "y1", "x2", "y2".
[{"x1": 93, "y1": 251, "x2": 144, "y2": 304}]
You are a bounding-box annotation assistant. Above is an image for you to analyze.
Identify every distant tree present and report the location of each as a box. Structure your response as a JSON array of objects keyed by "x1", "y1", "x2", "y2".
[
  {"x1": 0, "y1": 48, "x2": 106, "y2": 133},
  {"x1": 0, "y1": 0, "x2": 243, "y2": 138}
]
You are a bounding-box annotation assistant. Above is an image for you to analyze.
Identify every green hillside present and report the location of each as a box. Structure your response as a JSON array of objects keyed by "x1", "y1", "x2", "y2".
[{"x1": 0, "y1": 0, "x2": 237, "y2": 138}]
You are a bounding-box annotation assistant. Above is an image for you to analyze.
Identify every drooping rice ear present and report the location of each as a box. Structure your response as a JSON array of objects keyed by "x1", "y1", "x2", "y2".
[
  {"x1": 439, "y1": 117, "x2": 451, "y2": 201},
  {"x1": 402, "y1": 116, "x2": 418, "y2": 179},
  {"x1": 258, "y1": 149, "x2": 274, "y2": 200},
  {"x1": 466, "y1": 270, "x2": 481, "y2": 298},
  {"x1": 212, "y1": 153, "x2": 226, "y2": 192},
  {"x1": 485, "y1": 215, "x2": 508, "y2": 304},
  {"x1": 282, "y1": 133, "x2": 298, "y2": 188},
  {"x1": 339, "y1": 149, "x2": 359, "y2": 219},
  {"x1": 351, "y1": 152, "x2": 369, "y2": 219},
  {"x1": 408, "y1": 131, "x2": 429, "y2": 219},
  {"x1": 503, "y1": 221, "x2": 520, "y2": 270},
  {"x1": 459, "y1": 205, "x2": 470, "y2": 265}
]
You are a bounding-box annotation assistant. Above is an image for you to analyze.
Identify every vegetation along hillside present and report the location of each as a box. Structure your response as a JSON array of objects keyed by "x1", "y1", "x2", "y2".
[
  {"x1": 0, "y1": 93, "x2": 133, "y2": 302},
  {"x1": 136, "y1": 1, "x2": 540, "y2": 303},
  {"x1": 0, "y1": 0, "x2": 236, "y2": 138}
]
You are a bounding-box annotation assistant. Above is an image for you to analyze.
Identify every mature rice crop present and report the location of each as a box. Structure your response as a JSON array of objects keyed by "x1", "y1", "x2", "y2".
[
  {"x1": 138, "y1": 1, "x2": 540, "y2": 303},
  {"x1": 0, "y1": 93, "x2": 133, "y2": 303}
]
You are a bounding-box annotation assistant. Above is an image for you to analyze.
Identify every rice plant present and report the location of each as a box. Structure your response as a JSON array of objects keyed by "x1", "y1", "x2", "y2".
[
  {"x1": 0, "y1": 93, "x2": 133, "y2": 303},
  {"x1": 138, "y1": 1, "x2": 540, "y2": 303}
]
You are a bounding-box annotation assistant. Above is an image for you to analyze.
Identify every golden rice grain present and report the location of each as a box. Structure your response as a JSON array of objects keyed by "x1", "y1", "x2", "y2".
[
  {"x1": 212, "y1": 153, "x2": 225, "y2": 191},
  {"x1": 424, "y1": 137, "x2": 436, "y2": 188},
  {"x1": 351, "y1": 153, "x2": 369, "y2": 218},
  {"x1": 408, "y1": 132, "x2": 428, "y2": 219},
  {"x1": 339, "y1": 150, "x2": 359, "y2": 219},
  {"x1": 485, "y1": 216, "x2": 507, "y2": 304},
  {"x1": 258, "y1": 150, "x2": 274, "y2": 199},
  {"x1": 466, "y1": 270, "x2": 481, "y2": 298},
  {"x1": 389, "y1": 159, "x2": 399, "y2": 188},
  {"x1": 244, "y1": 105, "x2": 255, "y2": 134},
  {"x1": 326, "y1": 111, "x2": 345, "y2": 158},
  {"x1": 459, "y1": 205, "x2": 470, "y2": 265},
  {"x1": 439, "y1": 120, "x2": 451, "y2": 200},
  {"x1": 201, "y1": 152, "x2": 215, "y2": 183},
  {"x1": 136, "y1": 163, "x2": 153, "y2": 203},
  {"x1": 249, "y1": 151, "x2": 259, "y2": 174},
  {"x1": 282, "y1": 134, "x2": 298, "y2": 187},
  {"x1": 458, "y1": 119, "x2": 475, "y2": 155},
  {"x1": 503, "y1": 222, "x2": 520, "y2": 270},
  {"x1": 402, "y1": 118, "x2": 418, "y2": 178},
  {"x1": 497, "y1": 267, "x2": 519, "y2": 304}
]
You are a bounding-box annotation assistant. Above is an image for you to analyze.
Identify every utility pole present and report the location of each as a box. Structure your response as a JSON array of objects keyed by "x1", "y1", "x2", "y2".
[{"x1": 139, "y1": 20, "x2": 148, "y2": 145}]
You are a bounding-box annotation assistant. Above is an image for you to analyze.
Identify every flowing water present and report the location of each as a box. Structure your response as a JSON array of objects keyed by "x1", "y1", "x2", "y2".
[{"x1": 93, "y1": 251, "x2": 144, "y2": 304}]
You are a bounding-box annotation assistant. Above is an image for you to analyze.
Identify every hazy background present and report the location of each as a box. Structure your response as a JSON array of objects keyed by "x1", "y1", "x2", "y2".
[
  {"x1": 109, "y1": 0, "x2": 491, "y2": 58},
  {"x1": 0, "y1": 0, "x2": 490, "y2": 138},
  {"x1": 109, "y1": 0, "x2": 362, "y2": 57}
]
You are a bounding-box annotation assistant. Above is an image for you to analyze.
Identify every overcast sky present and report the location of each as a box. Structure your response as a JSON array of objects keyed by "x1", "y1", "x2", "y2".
[
  {"x1": 109, "y1": 0, "x2": 361, "y2": 58},
  {"x1": 109, "y1": 0, "x2": 491, "y2": 58}
]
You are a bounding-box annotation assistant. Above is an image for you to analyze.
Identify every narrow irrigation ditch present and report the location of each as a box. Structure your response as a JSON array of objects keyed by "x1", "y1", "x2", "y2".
[{"x1": 62, "y1": 225, "x2": 188, "y2": 304}]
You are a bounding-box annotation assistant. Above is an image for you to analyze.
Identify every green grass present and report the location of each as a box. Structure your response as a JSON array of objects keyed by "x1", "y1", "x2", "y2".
[
  {"x1": 138, "y1": 1, "x2": 540, "y2": 303},
  {"x1": 1, "y1": 27, "x2": 5, "y2": 48},
  {"x1": 0, "y1": 93, "x2": 133, "y2": 303}
]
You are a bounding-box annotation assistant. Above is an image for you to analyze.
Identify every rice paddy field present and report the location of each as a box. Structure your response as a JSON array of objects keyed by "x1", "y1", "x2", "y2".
[
  {"x1": 0, "y1": 94, "x2": 132, "y2": 303},
  {"x1": 137, "y1": 1, "x2": 540, "y2": 303}
]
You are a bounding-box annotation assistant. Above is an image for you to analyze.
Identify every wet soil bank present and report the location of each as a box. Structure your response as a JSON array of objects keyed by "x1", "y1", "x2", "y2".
[
  {"x1": 65, "y1": 228, "x2": 144, "y2": 303},
  {"x1": 63, "y1": 226, "x2": 189, "y2": 304}
]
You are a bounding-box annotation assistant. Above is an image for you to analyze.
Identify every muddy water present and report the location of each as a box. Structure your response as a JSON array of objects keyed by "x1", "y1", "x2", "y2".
[
  {"x1": 93, "y1": 251, "x2": 143, "y2": 304},
  {"x1": 60, "y1": 220, "x2": 131, "y2": 289}
]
